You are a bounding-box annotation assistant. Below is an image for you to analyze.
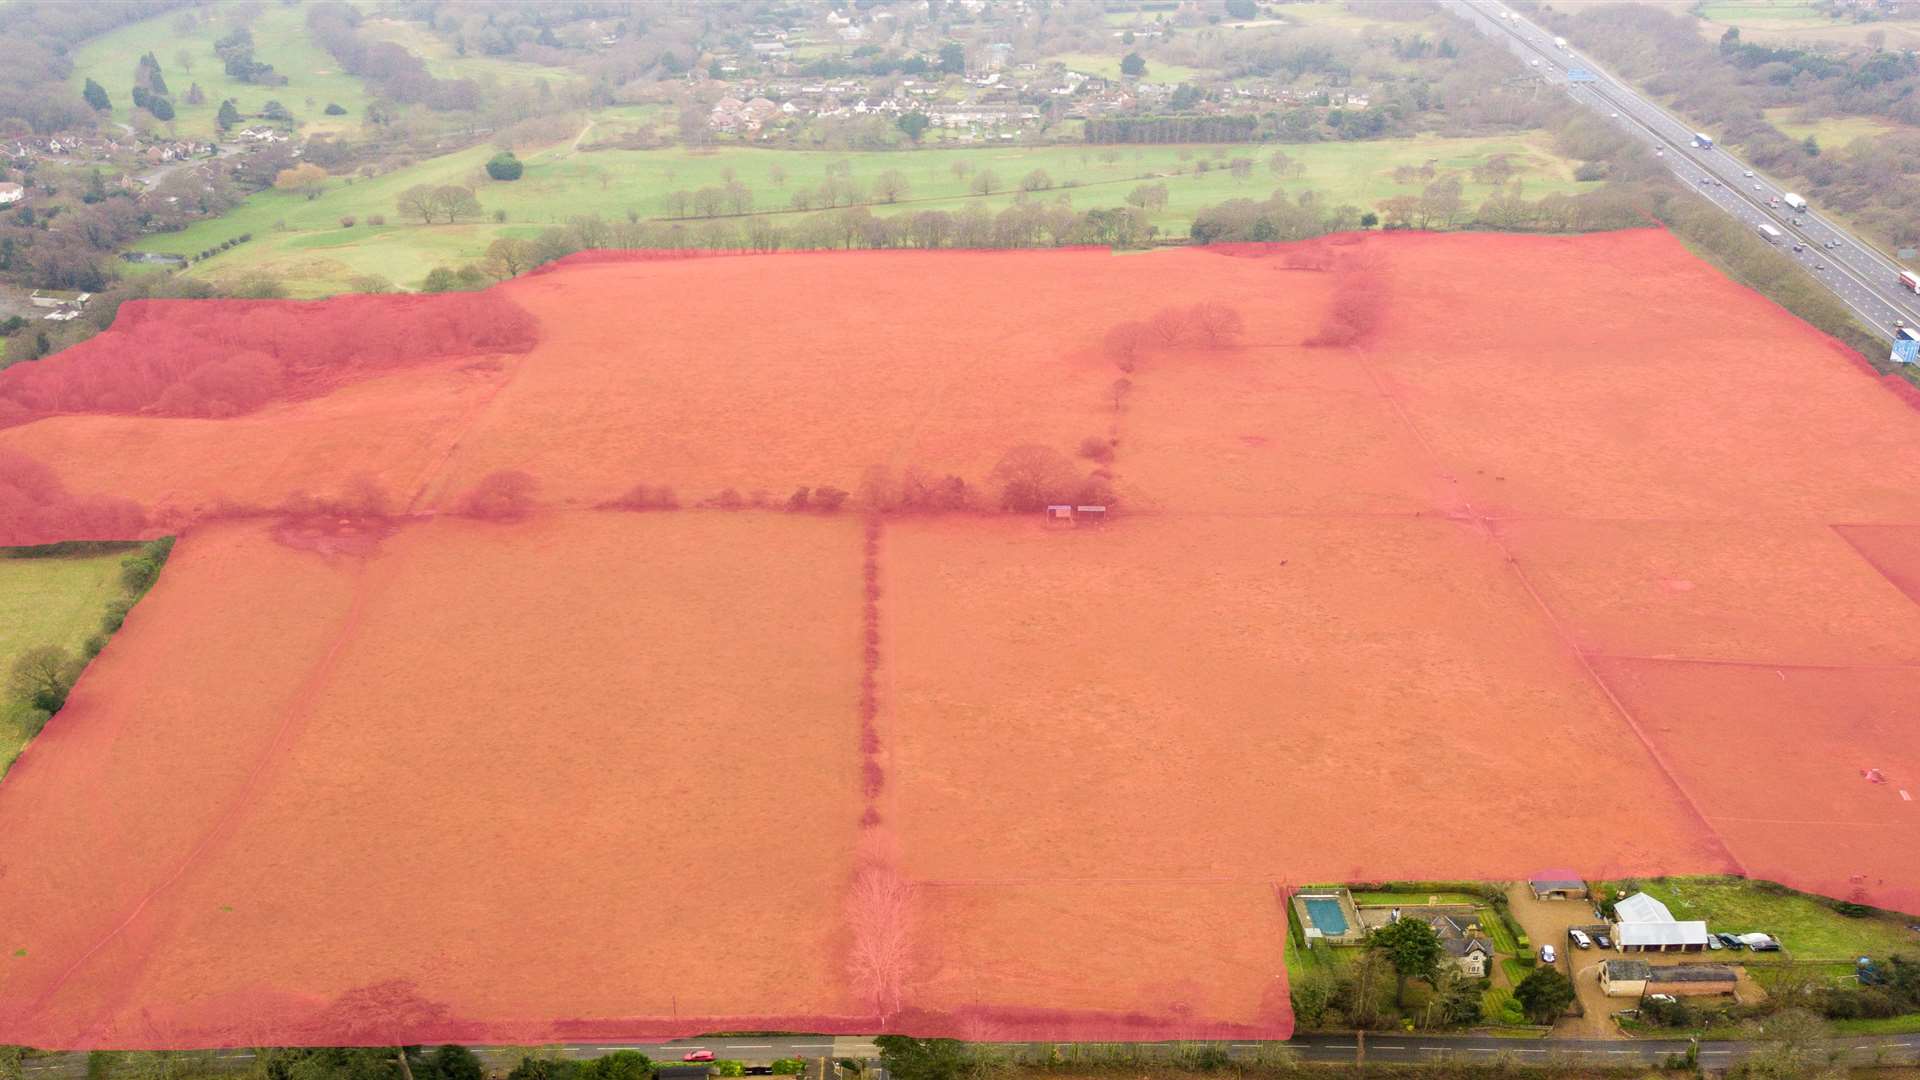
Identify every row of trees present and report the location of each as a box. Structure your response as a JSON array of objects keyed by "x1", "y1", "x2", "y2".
[{"x1": 5, "y1": 537, "x2": 173, "y2": 738}]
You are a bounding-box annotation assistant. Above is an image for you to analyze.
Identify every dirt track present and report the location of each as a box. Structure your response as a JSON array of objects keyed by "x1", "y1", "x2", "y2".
[{"x1": 1, "y1": 232, "x2": 1918, "y2": 1047}]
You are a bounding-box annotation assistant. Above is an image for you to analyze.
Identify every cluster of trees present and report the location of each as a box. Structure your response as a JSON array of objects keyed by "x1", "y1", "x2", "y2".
[
  {"x1": 307, "y1": 2, "x2": 480, "y2": 112},
  {"x1": 0, "y1": 0, "x2": 187, "y2": 134},
  {"x1": 0, "y1": 290, "x2": 536, "y2": 420},
  {"x1": 397, "y1": 184, "x2": 482, "y2": 224},
  {"x1": 215, "y1": 26, "x2": 284, "y2": 86},
  {"x1": 1291, "y1": 913, "x2": 1574, "y2": 1032},
  {"x1": 1103, "y1": 302, "x2": 1247, "y2": 372},
  {"x1": 4, "y1": 537, "x2": 172, "y2": 736}
]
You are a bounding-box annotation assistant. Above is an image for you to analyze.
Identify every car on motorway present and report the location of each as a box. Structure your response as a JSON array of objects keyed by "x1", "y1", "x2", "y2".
[
  {"x1": 1610, "y1": 111, "x2": 1618, "y2": 117},
  {"x1": 1753, "y1": 183, "x2": 1762, "y2": 191},
  {"x1": 1540, "y1": 944, "x2": 1558, "y2": 964},
  {"x1": 1793, "y1": 243, "x2": 1806, "y2": 252},
  {"x1": 1793, "y1": 218, "x2": 1805, "y2": 226},
  {"x1": 1570, "y1": 929, "x2": 1593, "y2": 949},
  {"x1": 1817, "y1": 263, "x2": 1827, "y2": 271},
  {"x1": 1743, "y1": 170, "x2": 1754, "y2": 177},
  {"x1": 683, "y1": 1051, "x2": 715, "y2": 1062}
]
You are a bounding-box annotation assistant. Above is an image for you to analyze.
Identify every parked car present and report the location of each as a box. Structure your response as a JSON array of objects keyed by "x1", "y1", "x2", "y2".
[
  {"x1": 1541, "y1": 944, "x2": 1558, "y2": 964},
  {"x1": 1707, "y1": 935, "x2": 1724, "y2": 950},
  {"x1": 1570, "y1": 929, "x2": 1593, "y2": 949},
  {"x1": 1716, "y1": 933, "x2": 1744, "y2": 950},
  {"x1": 1596, "y1": 932, "x2": 1613, "y2": 949},
  {"x1": 684, "y1": 1051, "x2": 715, "y2": 1062},
  {"x1": 1647, "y1": 993, "x2": 1678, "y2": 1004}
]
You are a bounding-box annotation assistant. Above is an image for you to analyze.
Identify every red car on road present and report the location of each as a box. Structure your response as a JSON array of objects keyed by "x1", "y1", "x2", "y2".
[{"x1": 683, "y1": 1051, "x2": 715, "y2": 1063}]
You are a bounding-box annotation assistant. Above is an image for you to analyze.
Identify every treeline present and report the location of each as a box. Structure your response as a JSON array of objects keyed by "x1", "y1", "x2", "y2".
[
  {"x1": 307, "y1": 2, "x2": 481, "y2": 112},
  {"x1": 420, "y1": 201, "x2": 1162, "y2": 290},
  {"x1": 3, "y1": 536, "x2": 173, "y2": 742},
  {"x1": 0, "y1": 0, "x2": 189, "y2": 134},
  {"x1": 1530, "y1": 3, "x2": 1920, "y2": 250}
]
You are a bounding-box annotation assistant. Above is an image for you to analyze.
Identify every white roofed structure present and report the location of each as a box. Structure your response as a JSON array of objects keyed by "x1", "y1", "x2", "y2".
[{"x1": 1612, "y1": 891, "x2": 1711, "y2": 952}]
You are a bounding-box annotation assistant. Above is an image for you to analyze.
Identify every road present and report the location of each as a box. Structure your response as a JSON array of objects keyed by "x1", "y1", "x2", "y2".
[
  {"x1": 18, "y1": 1031, "x2": 1920, "y2": 1075},
  {"x1": 1441, "y1": 0, "x2": 1920, "y2": 346}
]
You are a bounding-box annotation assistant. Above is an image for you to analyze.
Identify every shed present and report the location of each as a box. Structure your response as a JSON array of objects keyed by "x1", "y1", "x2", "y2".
[
  {"x1": 1648, "y1": 964, "x2": 1738, "y2": 997},
  {"x1": 1600, "y1": 958, "x2": 1652, "y2": 997},
  {"x1": 1529, "y1": 875, "x2": 1587, "y2": 901}
]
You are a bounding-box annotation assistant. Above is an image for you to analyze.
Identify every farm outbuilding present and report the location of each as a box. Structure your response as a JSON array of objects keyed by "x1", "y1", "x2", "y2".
[
  {"x1": 1529, "y1": 875, "x2": 1587, "y2": 901},
  {"x1": 1612, "y1": 892, "x2": 1711, "y2": 952}
]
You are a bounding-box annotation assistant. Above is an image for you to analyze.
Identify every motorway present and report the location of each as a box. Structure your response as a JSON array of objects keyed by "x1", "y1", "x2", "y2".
[
  {"x1": 19, "y1": 1031, "x2": 1920, "y2": 1075},
  {"x1": 1441, "y1": 0, "x2": 1920, "y2": 345}
]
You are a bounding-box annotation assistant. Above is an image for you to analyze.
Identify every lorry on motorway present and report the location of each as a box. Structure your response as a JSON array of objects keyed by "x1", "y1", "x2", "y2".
[
  {"x1": 1691, "y1": 132, "x2": 1714, "y2": 149},
  {"x1": 1901, "y1": 270, "x2": 1920, "y2": 293},
  {"x1": 1758, "y1": 223, "x2": 1784, "y2": 243},
  {"x1": 1783, "y1": 193, "x2": 1807, "y2": 212}
]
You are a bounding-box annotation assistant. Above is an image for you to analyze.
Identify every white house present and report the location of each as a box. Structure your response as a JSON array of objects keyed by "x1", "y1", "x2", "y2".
[
  {"x1": 0, "y1": 181, "x2": 23, "y2": 205},
  {"x1": 1612, "y1": 892, "x2": 1711, "y2": 952}
]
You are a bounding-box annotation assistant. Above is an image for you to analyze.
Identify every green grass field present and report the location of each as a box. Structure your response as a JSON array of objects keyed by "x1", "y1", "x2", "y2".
[
  {"x1": 1596, "y1": 878, "x2": 1920, "y2": 962},
  {"x1": 1695, "y1": 0, "x2": 1830, "y2": 28},
  {"x1": 70, "y1": 4, "x2": 375, "y2": 140},
  {"x1": 0, "y1": 552, "x2": 133, "y2": 779},
  {"x1": 1763, "y1": 107, "x2": 1902, "y2": 151},
  {"x1": 1048, "y1": 52, "x2": 1201, "y2": 85},
  {"x1": 354, "y1": 16, "x2": 580, "y2": 91},
  {"x1": 1350, "y1": 891, "x2": 1489, "y2": 907},
  {"x1": 134, "y1": 129, "x2": 1594, "y2": 296}
]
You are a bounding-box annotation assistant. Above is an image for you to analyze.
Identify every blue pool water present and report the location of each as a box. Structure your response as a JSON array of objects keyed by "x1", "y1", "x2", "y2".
[{"x1": 1303, "y1": 896, "x2": 1349, "y2": 936}]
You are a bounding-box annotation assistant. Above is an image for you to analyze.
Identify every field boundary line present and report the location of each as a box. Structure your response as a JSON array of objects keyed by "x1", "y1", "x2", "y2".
[
  {"x1": 1348, "y1": 334, "x2": 1746, "y2": 876},
  {"x1": 21, "y1": 554, "x2": 390, "y2": 1026}
]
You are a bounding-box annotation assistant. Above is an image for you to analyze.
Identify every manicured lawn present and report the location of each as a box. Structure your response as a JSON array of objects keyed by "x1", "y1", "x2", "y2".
[
  {"x1": 1596, "y1": 877, "x2": 1920, "y2": 962},
  {"x1": 70, "y1": 4, "x2": 375, "y2": 140},
  {"x1": 1351, "y1": 891, "x2": 1488, "y2": 907},
  {"x1": 1048, "y1": 52, "x2": 1201, "y2": 85},
  {"x1": 0, "y1": 551, "x2": 133, "y2": 779},
  {"x1": 137, "y1": 129, "x2": 1594, "y2": 295}
]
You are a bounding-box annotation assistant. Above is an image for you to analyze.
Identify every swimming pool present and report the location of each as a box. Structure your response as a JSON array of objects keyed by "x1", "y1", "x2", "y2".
[{"x1": 1303, "y1": 895, "x2": 1349, "y2": 936}]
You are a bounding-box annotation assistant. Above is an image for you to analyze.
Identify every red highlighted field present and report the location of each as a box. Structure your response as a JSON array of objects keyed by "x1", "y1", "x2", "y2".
[{"x1": 2, "y1": 231, "x2": 1920, "y2": 1047}]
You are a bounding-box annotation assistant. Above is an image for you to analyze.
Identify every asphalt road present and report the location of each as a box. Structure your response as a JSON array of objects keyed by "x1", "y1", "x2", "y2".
[
  {"x1": 19, "y1": 1032, "x2": 1920, "y2": 1075},
  {"x1": 1441, "y1": 0, "x2": 1920, "y2": 346}
]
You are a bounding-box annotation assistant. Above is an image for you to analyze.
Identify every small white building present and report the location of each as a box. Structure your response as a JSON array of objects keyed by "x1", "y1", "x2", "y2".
[
  {"x1": 0, "y1": 181, "x2": 24, "y2": 205},
  {"x1": 1612, "y1": 892, "x2": 1711, "y2": 952}
]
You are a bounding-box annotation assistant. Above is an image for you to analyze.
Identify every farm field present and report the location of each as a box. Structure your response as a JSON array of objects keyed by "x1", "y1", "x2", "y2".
[
  {"x1": 69, "y1": 4, "x2": 373, "y2": 141},
  {"x1": 4, "y1": 231, "x2": 1920, "y2": 1045},
  {"x1": 133, "y1": 131, "x2": 1594, "y2": 296},
  {"x1": 0, "y1": 551, "x2": 130, "y2": 778}
]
